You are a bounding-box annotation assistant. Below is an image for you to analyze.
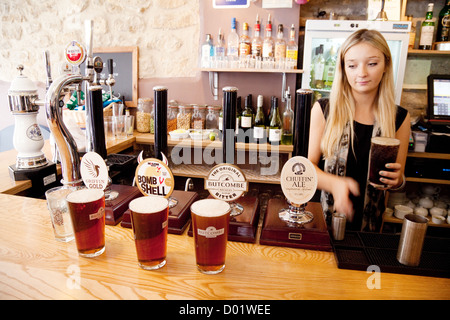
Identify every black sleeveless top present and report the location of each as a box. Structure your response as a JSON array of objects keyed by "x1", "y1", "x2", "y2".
[{"x1": 318, "y1": 98, "x2": 408, "y2": 229}]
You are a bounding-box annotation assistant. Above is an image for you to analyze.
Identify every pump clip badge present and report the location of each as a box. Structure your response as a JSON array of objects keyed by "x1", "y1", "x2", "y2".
[
  {"x1": 81, "y1": 152, "x2": 109, "y2": 190},
  {"x1": 135, "y1": 158, "x2": 175, "y2": 198}
]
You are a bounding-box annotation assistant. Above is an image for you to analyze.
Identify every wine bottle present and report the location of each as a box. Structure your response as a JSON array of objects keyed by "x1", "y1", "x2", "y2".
[
  {"x1": 268, "y1": 97, "x2": 281, "y2": 145},
  {"x1": 419, "y1": 3, "x2": 435, "y2": 50},
  {"x1": 253, "y1": 95, "x2": 266, "y2": 143}
]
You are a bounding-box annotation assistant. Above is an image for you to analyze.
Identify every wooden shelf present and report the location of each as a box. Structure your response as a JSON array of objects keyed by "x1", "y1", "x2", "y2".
[
  {"x1": 135, "y1": 133, "x2": 294, "y2": 153},
  {"x1": 200, "y1": 67, "x2": 303, "y2": 74},
  {"x1": 408, "y1": 152, "x2": 450, "y2": 160},
  {"x1": 408, "y1": 49, "x2": 450, "y2": 56}
]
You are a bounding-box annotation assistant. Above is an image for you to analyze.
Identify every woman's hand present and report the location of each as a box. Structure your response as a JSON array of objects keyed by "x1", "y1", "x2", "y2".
[
  {"x1": 330, "y1": 176, "x2": 360, "y2": 222},
  {"x1": 378, "y1": 162, "x2": 403, "y2": 190}
]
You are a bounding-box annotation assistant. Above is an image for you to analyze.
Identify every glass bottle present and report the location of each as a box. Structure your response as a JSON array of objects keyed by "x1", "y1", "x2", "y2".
[
  {"x1": 407, "y1": 15, "x2": 417, "y2": 49},
  {"x1": 136, "y1": 98, "x2": 152, "y2": 133},
  {"x1": 313, "y1": 45, "x2": 325, "y2": 89},
  {"x1": 251, "y1": 15, "x2": 262, "y2": 58},
  {"x1": 436, "y1": 1, "x2": 450, "y2": 42},
  {"x1": 286, "y1": 24, "x2": 298, "y2": 66},
  {"x1": 201, "y1": 34, "x2": 214, "y2": 68},
  {"x1": 281, "y1": 88, "x2": 294, "y2": 145},
  {"x1": 241, "y1": 94, "x2": 254, "y2": 139},
  {"x1": 268, "y1": 97, "x2": 281, "y2": 145},
  {"x1": 239, "y1": 22, "x2": 251, "y2": 57},
  {"x1": 227, "y1": 17, "x2": 240, "y2": 61},
  {"x1": 215, "y1": 28, "x2": 226, "y2": 66},
  {"x1": 253, "y1": 94, "x2": 266, "y2": 143},
  {"x1": 274, "y1": 24, "x2": 286, "y2": 61},
  {"x1": 262, "y1": 14, "x2": 274, "y2": 61},
  {"x1": 323, "y1": 45, "x2": 336, "y2": 89},
  {"x1": 419, "y1": 3, "x2": 435, "y2": 50}
]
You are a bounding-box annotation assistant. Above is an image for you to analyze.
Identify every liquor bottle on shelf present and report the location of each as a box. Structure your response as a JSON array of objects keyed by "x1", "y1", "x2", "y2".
[
  {"x1": 286, "y1": 24, "x2": 298, "y2": 66},
  {"x1": 253, "y1": 94, "x2": 266, "y2": 143},
  {"x1": 239, "y1": 22, "x2": 251, "y2": 57},
  {"x1": 406, "y1": 15, "x2": 417, "y2": 49},
  {"x1": 262, "y1": 14, "x2": 274, "y2": 61},
  {"x1": 275, "y1": 24, "x2": 286, "y2": 62},
  {"x1": 313, "y1": 44, "x2": 325, "y2": 89},
  {"x1": 436, "y1": 1, "x2": 450, "y2": 42},
  {"x1": 201, "y1": 34, "x2": 214, "y2": 68},
  {"x1": 268, "y1": 96, "x2": 282, "y2": 145},
  {"x1": 241, "y1": 94, "x2": 254, "y2": 141},
  {"x1": 215, "y1": 28, "x2": 226, "y2": 65},
  {"x1": 419, "y1": 3, "x2": 435, "y2": 50},
  {"x1": 252, "y1": 14, "x2": 262, "y2": 59},
  {"x1": 281, "y1": 88, "x2": 293, "y2": 145},
  {"x1": 227, "y1": 17, "x2": 239, "y2": 62},
  {"x1": 323, "y1": 45, "x2": 336, "y2": 89}
]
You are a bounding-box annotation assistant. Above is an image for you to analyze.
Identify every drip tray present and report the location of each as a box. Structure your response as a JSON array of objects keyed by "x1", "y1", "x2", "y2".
[{"x1": 332, "y1": 232, "x2": 450, "y2": 278}]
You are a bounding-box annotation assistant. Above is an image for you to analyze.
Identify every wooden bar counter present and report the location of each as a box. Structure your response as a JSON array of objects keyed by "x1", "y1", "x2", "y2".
[{"x1": 1, "y1": 193, "x2": 449, "y2": 300}]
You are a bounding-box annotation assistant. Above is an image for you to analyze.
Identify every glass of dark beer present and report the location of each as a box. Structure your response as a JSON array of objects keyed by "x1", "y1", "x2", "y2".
[
  {"x1": 66, "y1": 188, "x2": 106, "y2": 257},
  {"x1": 190, "y1": 199, "x2": 231, "y2": 274},
  {"x1": 368, "y1": 137, "x2": 400, "y2": 188},
  {"x1": 129, "y1": 196, "x2": 169, "y2": 270}
]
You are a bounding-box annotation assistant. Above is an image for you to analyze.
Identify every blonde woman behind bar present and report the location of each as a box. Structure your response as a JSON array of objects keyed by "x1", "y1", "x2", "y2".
[{"x1": 308, "y1": 29, "x2": 410, "y2": 231}]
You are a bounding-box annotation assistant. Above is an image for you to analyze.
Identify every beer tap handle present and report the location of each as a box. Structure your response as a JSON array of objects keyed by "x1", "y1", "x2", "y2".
[
  {"x1": 43, "y1": 51, "x2": 52, "y2": 90},
  {"x1": 84, "y1": 20, "x2": 94, "y2": 79},
  {"x1": 106, "y1": 58, "x2": 115, "y2": 97}
]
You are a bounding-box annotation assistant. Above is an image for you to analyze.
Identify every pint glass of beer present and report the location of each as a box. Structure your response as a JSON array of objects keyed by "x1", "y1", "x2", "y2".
[
  {"x1": 368, "y1": 137, "x2": 400, "y2": 188},
  {"x1": 129, "y1": 196, "x2": 169, "y2": 270},
  {"x1": 66, "y1": 188, "x2": 106, "y2": 257},
  {"x1": 190, "y1": 199, "x2": 231, "y2": 274}
]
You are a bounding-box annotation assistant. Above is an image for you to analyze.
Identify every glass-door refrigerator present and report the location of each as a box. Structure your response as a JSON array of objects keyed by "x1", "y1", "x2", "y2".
[{"x1": 301, "y1": 20, "x2": 411, "y2": 105}]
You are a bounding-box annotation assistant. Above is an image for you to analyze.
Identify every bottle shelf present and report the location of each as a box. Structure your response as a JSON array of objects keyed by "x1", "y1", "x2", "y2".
[
  {"x1": 200, "y1": 67, "x2": 303, "y2": 73},
  {"x1": 407, "y1": 49, "x2": 450, "y2": 56}
]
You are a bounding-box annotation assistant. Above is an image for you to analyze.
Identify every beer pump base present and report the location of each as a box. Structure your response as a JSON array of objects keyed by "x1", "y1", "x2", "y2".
[
  {"x1": 8, "y1": 162, "x2": 58, "y2": 192},
  {"x1": 121, "y1": 189, "x2": 199, "y2": 235},
  {"x1": 260, "y1": 198, "x2": 332, "y2": 251},
  {"x1": 188, "y1": 195, "x2": 260, "y2": 243},
  {"x1": 104, "y1": 184, "x2": 142, "y2": 226}
]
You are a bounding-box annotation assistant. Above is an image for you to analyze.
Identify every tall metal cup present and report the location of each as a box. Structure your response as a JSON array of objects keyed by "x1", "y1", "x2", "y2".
[{"x1": 397, "y1": 214, "x2": 428, "y2": 267}]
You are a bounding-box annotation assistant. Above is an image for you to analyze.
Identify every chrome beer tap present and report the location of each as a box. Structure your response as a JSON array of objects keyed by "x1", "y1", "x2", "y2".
[{"x1": 44, "y1": 20, "x2": 115, "y2": 186}]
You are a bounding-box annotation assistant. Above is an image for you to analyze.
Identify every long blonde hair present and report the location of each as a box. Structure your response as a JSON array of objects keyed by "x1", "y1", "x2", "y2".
[{"x1": 321, "y1": 29, "x2": 397, "y2": 160}]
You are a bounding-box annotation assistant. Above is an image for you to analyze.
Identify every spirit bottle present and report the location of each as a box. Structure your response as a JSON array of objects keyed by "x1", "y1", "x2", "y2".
[
  {"x1": 419, "y1": 3, "x2": 435, "y2": 50},
  {"x1": 227, "y1": 18, "x2": 239, "y2": 61},
  {"x1": 201, "y1": 34, "x2": 214, "y2": 68},
  {"x1": 252, "y1": 15, "x2": 262, "y2": 58},
  {"x1": 262, "y1": 14, "x2": 274, "y2": 60},
  {"x1": 215, "y1": 28, "x2": 226, "y2": 63},
  {"x1": 274, "y1": 24, "x2": 286, "y2": 61},
  {"x1": 286, "y1": 24, "x2": 298, "y2": 65},
  {"x1": 239, "y1": 22, "x2": 251, "y2": 57},
  {"x1": 436, "y1": 1, "x2": 450, "y2": 42}
]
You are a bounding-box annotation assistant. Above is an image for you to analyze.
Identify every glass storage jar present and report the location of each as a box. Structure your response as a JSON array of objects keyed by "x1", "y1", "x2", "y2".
[
  {"x1": 136, "y1": 98, "x2": 152, "y2": 133},
  {"x1": 177, "y1": 105, "x2": 191, "y2": 130},
  {"x1": 191, "y1": 105, "x2": 205, "y2": 129},
  {"x1": 205, "y1": 105, "x2": 218, "y2": 129},
  {"x1": 167, "y1": 103, "x2": 178, "y2": 132}
]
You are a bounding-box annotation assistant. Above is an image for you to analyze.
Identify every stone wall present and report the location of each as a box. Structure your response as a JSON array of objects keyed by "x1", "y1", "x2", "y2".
[{"x1": 0, "y1": 0, "x2": 200, "y2": 82}]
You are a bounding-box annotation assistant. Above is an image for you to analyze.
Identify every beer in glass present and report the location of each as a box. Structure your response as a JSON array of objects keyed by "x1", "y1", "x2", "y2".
[
  {"x1": 66, "y1": 188, "x2": 106, "y2": 257},
  {"x1": 368, "y1": 137, "x2": 400, "y2": 188},
  {"x1": 129, "y1": 196, "x2": 169, "y2": 270},
  {"x1": 190, "y1": 199, "x2": 231, "y2": 274}
]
